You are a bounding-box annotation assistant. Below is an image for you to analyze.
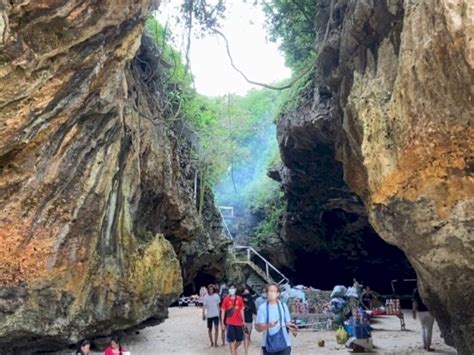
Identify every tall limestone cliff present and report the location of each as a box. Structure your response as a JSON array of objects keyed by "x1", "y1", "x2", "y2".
[
  {"x1": 277, "y1": 0, "x2": 473, "y2": 353},
  {"x1": 0, "y1": 0, "x2": 229, "y2": 351}
]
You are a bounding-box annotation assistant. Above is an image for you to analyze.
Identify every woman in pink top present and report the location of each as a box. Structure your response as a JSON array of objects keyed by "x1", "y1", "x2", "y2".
[{"x1": 104, "y1": 335, "x2": 127, "y2": 355}]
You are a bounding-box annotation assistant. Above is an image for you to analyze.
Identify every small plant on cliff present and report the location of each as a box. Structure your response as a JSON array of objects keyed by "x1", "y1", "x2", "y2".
[
  {"x1": 242, "y1": 145, "x2": 286, "y2": 246},
  {"x1": 251, "y1": 186, "x2": 286, "y2": 246}
]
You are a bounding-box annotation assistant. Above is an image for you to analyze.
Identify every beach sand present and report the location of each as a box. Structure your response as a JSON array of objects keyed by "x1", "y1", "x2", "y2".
[{"x1": 120, "y1": 307, "x2": 457, "y2": 354}]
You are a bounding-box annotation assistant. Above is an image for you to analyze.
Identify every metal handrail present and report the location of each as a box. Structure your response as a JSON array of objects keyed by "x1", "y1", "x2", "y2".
[
  {"x1": 217, "y1": 210, "x2": 289, "y2": 285},
  {"x1": 234, "y1": 245, "x2": 289, "y2": 285},
  {"x1": 219, "y1": 208, "x2": 234, "y2": 241}
]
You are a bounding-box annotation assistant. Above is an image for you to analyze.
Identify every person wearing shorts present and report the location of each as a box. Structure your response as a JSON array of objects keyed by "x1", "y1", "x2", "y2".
[
  {"x1": 242, "y1": 287, "x2": 257, "y2": 354},
  {"x1": 220, "y1": 285, "x2": 245, "y2": 355},
  {"x1": 220, "y1": 287, "x2": 229, "y2": 346},
  {"x1": 203, "y1": 284, "x2": 221, "y2": 347}
]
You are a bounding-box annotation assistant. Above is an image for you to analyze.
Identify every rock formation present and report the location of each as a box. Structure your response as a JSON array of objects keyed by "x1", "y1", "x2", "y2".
[
  {"x1": 0, "y1": 0, "x2": 229, "y2": 351},
  {"x1": 276, "y1": 0, "x2": 473, "y2": 353}
]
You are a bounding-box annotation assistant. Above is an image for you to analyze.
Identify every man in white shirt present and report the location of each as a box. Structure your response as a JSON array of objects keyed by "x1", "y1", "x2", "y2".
[{"x1": 203, "y1": 284, "x2": 221, "y2": 347}]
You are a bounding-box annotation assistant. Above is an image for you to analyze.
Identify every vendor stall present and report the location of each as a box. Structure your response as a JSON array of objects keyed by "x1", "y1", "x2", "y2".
[
  {"x1": 369, "y1": 298, "x2": 406, "y2": 330},
  {"x1": 286, "y1": 288, "x2": 336, "y2": 331}
]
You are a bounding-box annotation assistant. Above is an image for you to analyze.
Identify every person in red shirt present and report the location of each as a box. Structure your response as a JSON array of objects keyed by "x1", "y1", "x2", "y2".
[
  {"x1": 220, "y1": 284, "x2": 245, "y2": 355},
  {"x1": 103, "y1": 335, "x2": 128, "y2": 355}
]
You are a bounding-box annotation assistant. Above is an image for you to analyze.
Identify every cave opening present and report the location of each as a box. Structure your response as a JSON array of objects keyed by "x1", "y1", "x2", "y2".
[
  {"x1": 297, "y1": 209, "x2": 414, "y2": 294},
  {"x1": 183, "y1": 271, "x2": 217, "y2": 296},
  {"x1": 264, "y1": 208, "x2": 416, "y2": 295}
]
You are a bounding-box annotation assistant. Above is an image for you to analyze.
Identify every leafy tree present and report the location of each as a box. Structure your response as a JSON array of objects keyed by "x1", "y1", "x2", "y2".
[{"x1": 262, "y1": 0, "x2": 317, "y2": 69}]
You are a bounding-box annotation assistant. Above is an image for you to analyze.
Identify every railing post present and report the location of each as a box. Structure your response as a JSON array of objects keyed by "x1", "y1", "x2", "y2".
[
  {"x1": 266, "y1": 263, "x2": 269, "y2": 280},
  {"x1": 247, "y1": 248, "x2": 250, "y2": 262}
]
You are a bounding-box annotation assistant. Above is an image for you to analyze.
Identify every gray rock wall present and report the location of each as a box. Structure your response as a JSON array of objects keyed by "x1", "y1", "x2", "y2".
[{"x1": 277, "y1": 0, "x2": 473, "y2": 353}]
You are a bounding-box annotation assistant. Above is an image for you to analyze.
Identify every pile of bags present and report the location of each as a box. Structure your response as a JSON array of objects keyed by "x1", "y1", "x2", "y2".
[
  {"x1": 330, "y1": 285, "x2": 360, "y2": 299},
  {"x1": 330, "y1": 285, "x2": 347, "y2": 298}
]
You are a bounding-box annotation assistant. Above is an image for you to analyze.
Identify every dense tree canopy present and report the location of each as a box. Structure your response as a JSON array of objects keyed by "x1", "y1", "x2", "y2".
[{"x1": 262, "y1": 0, "x2": 317, "y2": 69}]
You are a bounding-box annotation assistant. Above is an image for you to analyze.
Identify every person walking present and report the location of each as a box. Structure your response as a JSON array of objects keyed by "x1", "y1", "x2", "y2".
[
  {"x1": 203, "y1": 284, "x2": 221, "y2": 347},
  {"x1": 220, "y1": 286, "x2": 230, "y2": 346},
  {"x1": 413, "y1": 288, "x2": 435, "y2": 352},
  {"x1": 220, "y1": 285, "x2": 245, "y2": 355},
  {"x1": 256, "y1": 283, "x2": 298, "y2": 355},
  {"x1": 242, "y1": 287, "x2": 257, "y2": 354}
]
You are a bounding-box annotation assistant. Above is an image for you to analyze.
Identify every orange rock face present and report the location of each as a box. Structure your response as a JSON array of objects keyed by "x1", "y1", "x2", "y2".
[
  {"x1": 277, "y1": 0, "x2": 473, "y2": 353},
  {"x1": 0, "y1": 1, "x2": 228, "y2": 351},
  {"x1": 338, "y1": 2, "x2": 473, "y2": 353}
]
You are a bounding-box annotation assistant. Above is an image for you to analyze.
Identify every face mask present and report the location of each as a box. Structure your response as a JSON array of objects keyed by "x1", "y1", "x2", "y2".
[
  {"x1": 229, "y1": 288, "x2": 236, "y2": 296},
  {"x1": 262, "y1": 292, "x2": 267, "y2": 298},
  {"x1": 267, "y1": 292, "x2": 278, "y2": 301}
]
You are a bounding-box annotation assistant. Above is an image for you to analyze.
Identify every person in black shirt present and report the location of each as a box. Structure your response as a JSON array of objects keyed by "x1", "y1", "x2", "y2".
[
  {"x1": 412, "y1": 288, "x2": 435, "y2": 352},
  {"x1": 242, "y1": 287, "x2": 257, "y2": 352}
]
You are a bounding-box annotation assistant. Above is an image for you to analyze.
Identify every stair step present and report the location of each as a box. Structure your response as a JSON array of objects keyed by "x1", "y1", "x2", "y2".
[{"x1": 230, "y1": 245, "x2": 289, "y2": 294}]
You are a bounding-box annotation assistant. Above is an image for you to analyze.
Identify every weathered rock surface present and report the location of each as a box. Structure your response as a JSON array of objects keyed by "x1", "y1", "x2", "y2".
[
  {"x1": 277, "y1": 0, "x2": 473, "y2": 353},
  {"x1": 0, "y1": 0, "x2": 228, "y2": 352},
  {"x1": 272, "y1": 98, "x2": 415, "y2": 290}
]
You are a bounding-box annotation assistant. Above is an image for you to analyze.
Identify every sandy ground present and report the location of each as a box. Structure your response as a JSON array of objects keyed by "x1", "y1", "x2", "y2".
[{"x1": 118, "y1": 307, "x2": 457, "y2": 355}]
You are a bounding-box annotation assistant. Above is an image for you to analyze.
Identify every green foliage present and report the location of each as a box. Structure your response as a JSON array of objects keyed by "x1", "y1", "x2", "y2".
[
  {"x1": 180, "y1": 0, "x2": 226, "y2": 34},
  {"x1": 145, "y1": 18, "x2": 196, "y2": 123},
  {"x1": 274, "y1": 56, "x2": 315, "y2": 119},
  {"x1": 262, "y1": 0, "x2": 317, "y2": 69},
  {"x1": 251, "y1": 183, "x2": 286, "y2": 246},
  {"x1": 243, "y1": 145, "x2": 281, "y2": 209},
  {"x1": 145, "y1": 17, "x2": 284, "y2": 193},
  {"x1": 146, "y1": 16, "x2": 289, "y2": 244},
  {"x1": 241, "y1": 144, "x2": 285, "y2": 246}
]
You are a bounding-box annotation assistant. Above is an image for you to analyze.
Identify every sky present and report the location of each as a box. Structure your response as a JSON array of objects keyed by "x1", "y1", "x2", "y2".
[{"x1": 156, "y1": 0, "x2": 291, "y2": 97}]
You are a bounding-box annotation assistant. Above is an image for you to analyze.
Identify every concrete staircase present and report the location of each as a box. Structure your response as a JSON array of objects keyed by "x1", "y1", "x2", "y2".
[
  {"x1": 219, "y1": 206, "x2": 290, "y2": 295},
  {"x1": 233, "y1": 245, "x2": 289, "y2": 294},
  {"x1": 246, "y1": 271, "x2": 267, "y2": 294}
]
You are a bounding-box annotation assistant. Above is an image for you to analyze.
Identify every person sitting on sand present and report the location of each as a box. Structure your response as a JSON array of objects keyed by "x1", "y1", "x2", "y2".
[
  {"x1": 203, "y1": 284, "x2": 221, "y2": 347},
  {"x1": 76, "y1": 339, "x2": 91, "y2": 355},
  {"x1": 220, "y1": 284, "x2": 245, "y2": 355},
  {"x1": 104, "y1": 335, "x2": 128, "y2": 355}
]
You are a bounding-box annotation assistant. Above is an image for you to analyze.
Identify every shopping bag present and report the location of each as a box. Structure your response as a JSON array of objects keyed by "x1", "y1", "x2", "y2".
[{"x1": 336, "y1": 326, "x2": 349, "y2": 344}]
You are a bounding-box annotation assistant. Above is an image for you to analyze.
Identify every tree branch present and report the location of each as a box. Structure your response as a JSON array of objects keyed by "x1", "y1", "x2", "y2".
[
  {"x1": 209, "y1": 0, "x2": 334, "y2": 91},
  {"x1": 210, "y1": 27, "x2": 304, "y2": 90}
]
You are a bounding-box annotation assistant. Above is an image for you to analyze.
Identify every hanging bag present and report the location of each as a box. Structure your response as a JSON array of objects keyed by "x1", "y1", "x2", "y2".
[
  {"x1": 225, "y1": 297, "x2": 237, "y2": 318},
  {"x1": 265, "y1": 301, "x2": 288, "y2": 353}
]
